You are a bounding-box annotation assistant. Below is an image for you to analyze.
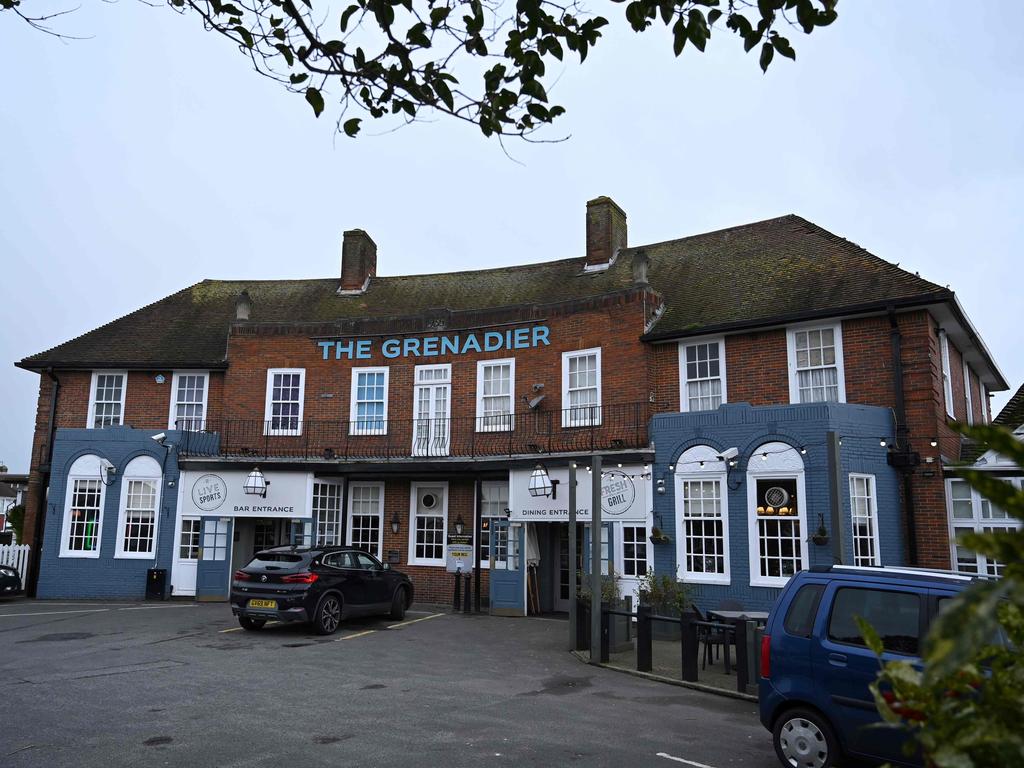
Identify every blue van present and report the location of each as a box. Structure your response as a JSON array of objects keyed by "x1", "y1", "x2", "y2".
[{"x1": 758, "y1": 565, "x2": 979, "y2": 768}]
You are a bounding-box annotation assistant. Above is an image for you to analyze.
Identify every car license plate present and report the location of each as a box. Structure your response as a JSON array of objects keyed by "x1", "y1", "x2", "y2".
[{"x1": 248, "y1": 599, "x2": 277, "y2": 610}]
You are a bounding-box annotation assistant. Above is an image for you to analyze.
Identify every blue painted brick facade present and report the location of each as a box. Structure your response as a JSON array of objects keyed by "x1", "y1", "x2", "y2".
[
  {"x1": 36, "y1": 426, "x2": 194, "y2": 599},
  {"x1": 650, "y1": 402, "x2": 903, "y2": 612}
]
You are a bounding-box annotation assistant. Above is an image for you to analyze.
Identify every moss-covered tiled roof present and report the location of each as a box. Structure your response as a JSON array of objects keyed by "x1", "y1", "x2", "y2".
[
  {"x1": 994, "y1": 383, "x2": 1024, "y2": 429},
  {"x1": 18, "y1": 214, "x2": 951, "y2": 369}
]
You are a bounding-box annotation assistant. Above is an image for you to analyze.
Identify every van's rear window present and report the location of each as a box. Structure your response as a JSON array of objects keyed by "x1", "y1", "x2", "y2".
[
  {"x1": 783, "y1": 584, "x2": 824, "y2": 637},
  {"x1": 250, "y1": 554, "x2": 304, "y2": 564}
]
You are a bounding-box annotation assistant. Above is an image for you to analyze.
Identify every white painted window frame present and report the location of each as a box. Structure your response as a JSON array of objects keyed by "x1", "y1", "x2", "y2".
[
  {"x1": 263, "y1": 368, "x2": 305, "y2": 436},
  {"x1": 848, "y1": 473, "x2": 881, "y2": 567},
  {"x1": 939, "y1": 331, "x2": 954, "y2": 418},
  {"x1": 59, "y1": 454, "x2": 108, "y2": 559},
  {"x1": 311, "y1": 479, "x2": 345, "y2": 547},
  {"x1": 349, "y1": 366, "x2": 390, "y2": 436},
  {"x1": 168, "y1": 370, "x2": 210, "y2": 430},
  {"x1": 674, "y1": 445, "x2": 731, "y2": 585},
  {"x1": 746, "y1": 444, "x2": 809, "y2": 588},
  {"x1": 407, "y1": 481, "x2": 449, "y2": 566},
  {"x1": 786, "y1": 323, "x2": 846, "y2": 404},
  {"x1": 561, "y1": 347, "x2": 602, "y2": 427},
  {"x1": 946, "y1": 477, "x2": 1022, "y2": 576},
  {"x1": 114, "y1": 455, "x2": 162, "y2": 559},
  {"x1": 87, "y1": 370, "x2": 128, "y2": 429},
  {"x1": 475, "y1": 358, "x2": 516, "y2": 432},
  {"x1": 980, "y1": 382, "x2": 989, "y2": 424},
  {"x1": 478, "y1": 479, "x2": 509, "y2": 569},
  {"x1": 618, "y1": 523, "x2": 652, "y2": 579},
  {"x1": 963, "y1": 361, "x2": 974, "y2": 426},
  {"x1": 346, "y1": 481, "x2": 385, "y2": 559},
  {"x1": 678, "y1": 336, "x2": 727, "y2": 412}
]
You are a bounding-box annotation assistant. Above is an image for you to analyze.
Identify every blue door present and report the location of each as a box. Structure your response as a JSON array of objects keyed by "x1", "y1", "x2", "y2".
[
  {"x1": 196, "y1": 517, "x2": 233, "y2": 601},
  {"x1": 489, "y1": 521, "x2": 525, "y2": 616}
]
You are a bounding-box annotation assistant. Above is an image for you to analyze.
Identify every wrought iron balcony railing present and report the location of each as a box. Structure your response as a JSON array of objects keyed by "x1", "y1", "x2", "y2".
[{"x1": 176, "y1": 402, "x2": 656, "y2": 461}]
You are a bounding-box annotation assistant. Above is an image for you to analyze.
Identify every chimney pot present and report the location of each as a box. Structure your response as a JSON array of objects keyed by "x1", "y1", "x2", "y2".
[
  {"x1": 585, "y1": 196, "x2": 627, "y2": 269},
  {"x1": 632, "y1": 249, "x2": 649, "y2": 286},
  {"x1": 235, "y1": 290, "x2": 252, "y2": 321},
  {"x1": 340, "y1": 229, "x2": 377, "y2": 294}
]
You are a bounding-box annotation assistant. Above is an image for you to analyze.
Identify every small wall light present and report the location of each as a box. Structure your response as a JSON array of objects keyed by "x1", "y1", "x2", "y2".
[
  {"x1": 390, "y1": 511, "x2": 401, "y2": 534},
  {"x1": 243, "y1": 467, "x2": 269, "y2": 498},
  {"x1": 454, "y1": 514, "x2": 466, "y2": 536},
  {"x1": 879, "y1": 438, "x2": 887, "y2": 447},
  {"x1": 656, "y1": 478, "x2": 666, "y2": 495},
  {"x1": 930, "y1": 438, "x2": 939, "y2": 448}
]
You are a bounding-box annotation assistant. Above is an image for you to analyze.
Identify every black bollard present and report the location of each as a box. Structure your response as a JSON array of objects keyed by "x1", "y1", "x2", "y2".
[
  {"x1": 637, "y1": 603, "x2": 653, "y2": 673},
  {"x1": 453, "y1": 570, "x2": 462, "y2": 611}
]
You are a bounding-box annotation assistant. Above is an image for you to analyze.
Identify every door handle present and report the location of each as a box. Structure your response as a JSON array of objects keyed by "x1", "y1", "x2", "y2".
[{"x1": 828, "y1": 653, "x2": 848, "y2": 667}]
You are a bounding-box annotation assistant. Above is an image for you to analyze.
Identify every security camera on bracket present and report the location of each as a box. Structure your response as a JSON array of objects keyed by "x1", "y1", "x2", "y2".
[
  {"x1": 717, "y1": 447, "x2": 739, "y2": 462},
  {"x1": 523, "y1": 382, "x2": 546, "y2": 410}
]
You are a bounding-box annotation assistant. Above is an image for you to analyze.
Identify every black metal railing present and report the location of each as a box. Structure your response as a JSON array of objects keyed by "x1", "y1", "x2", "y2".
[{"x1": 176, "y1": 402, "x2": 657, "y2": 460}]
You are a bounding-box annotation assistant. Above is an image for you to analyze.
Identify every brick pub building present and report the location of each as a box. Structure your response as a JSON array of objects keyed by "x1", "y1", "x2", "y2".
[{"x1": 15, "y1": 198, "x2": 1012, "y2": 612}]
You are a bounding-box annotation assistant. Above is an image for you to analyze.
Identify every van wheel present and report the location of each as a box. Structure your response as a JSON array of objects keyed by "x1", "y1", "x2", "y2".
[
  {"x1": 238, "y1": 616, "x2": 266, "y2": 631},
  {"x1": 773, "y1": 708, "x2": 839, "y2": 768},
  {"x1": 389, "y1": 587, "x2": 407, "y2": 620},
  {"x1": 313, "y1": 595, "x2": 342, "y2": 635}
]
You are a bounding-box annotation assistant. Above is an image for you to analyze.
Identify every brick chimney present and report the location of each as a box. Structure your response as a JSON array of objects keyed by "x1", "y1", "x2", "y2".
[
  {"x1": 339, "y1": 229, "x2": 377, "y2": 294},
  {"x1": 585, "y1": 196, "x2": 627, "y2": 270}
]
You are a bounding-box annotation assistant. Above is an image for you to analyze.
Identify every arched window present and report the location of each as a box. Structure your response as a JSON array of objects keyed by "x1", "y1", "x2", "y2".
[
  {"x1": 746, "y1": 441, "x2": 807, "y2": 587},
  {"x1": 115, "y1": 456, "x2": 162, "y2": 558},
  {"x1": 674, "y1": 445, "x2": 730, "y2": 584},
  {"x1": 60, "y1": 454, "x2": 108, "y2": 558}
]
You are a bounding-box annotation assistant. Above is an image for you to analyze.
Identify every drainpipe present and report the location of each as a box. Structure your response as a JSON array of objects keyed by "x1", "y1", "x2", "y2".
[
  {"x1": 889, "y1": 310, "x2": 918, "y2": 565},
  {"x1": 27, "y1": 369, "x2": 60, "y2": 597}
]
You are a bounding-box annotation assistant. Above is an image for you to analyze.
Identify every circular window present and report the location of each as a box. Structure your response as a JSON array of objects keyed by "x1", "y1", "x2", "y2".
[
  {"x1": 421, "y1": 492, "x2": 438, "y2": 510},
  {"x1": 764, "y1": 486, "x2": 790, "y2": 508}
]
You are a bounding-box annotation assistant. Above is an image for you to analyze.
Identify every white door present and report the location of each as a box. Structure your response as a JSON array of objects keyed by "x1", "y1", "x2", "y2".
[
  {"x1": 412, "y1": 365, "x2": 451, "y2": 456},
  {"x1": 171, "y1": 516, "x2": 201, "y2": 597}
]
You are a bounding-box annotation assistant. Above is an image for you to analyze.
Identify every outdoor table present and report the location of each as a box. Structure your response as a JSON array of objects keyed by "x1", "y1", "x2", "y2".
[{"x1": 707, "y1": 611, "x2": 770, "y2": 674}]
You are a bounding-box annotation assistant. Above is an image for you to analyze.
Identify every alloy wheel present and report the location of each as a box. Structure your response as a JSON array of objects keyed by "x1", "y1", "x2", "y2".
[
  {"x1": 321, "y1": 597, "x2": 340, "y2": 633},
  {"x1": 779, "y1": 716, "x2": 829, "y2": 768}
]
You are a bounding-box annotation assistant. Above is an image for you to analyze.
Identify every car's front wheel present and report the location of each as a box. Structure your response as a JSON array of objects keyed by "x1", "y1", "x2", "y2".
[
  {"x1": 313, "y1": 594, "x2": 342, "y2": 635},
  {"x1": 238, "y1": 616, "x2": 266, "y2": 631},
  {"x1": 773, "y1": 707, "x2": 839, "y2": 768},
  {"x1": 389, "y1": 587, "x2": 407, "y2": 620}
]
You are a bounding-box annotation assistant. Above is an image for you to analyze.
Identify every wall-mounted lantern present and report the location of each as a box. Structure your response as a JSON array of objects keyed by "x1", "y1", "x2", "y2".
[
  {"x1": 528, "y1": 463, "x2": 559, "y2": 499},
  {"x1": 243, "y1": 467, "x2": 269, "y2": 498}
]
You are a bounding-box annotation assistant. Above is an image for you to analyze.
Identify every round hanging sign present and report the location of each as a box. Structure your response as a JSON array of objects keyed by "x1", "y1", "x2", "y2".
[
  {"x1": 192, "y1": 474, "x2": 228, "y2": 512},
  {"x1": 601, "y1": 470, "x2": 636, "y2": 516}
]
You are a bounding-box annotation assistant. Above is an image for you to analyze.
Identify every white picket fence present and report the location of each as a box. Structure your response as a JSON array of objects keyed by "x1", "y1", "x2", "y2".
[{"x1": 0, "y1": 544, "x2": 31, "y2": 577}]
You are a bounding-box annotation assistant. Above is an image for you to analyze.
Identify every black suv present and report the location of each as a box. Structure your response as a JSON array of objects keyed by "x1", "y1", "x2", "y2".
[{"x1": 231, "y1": 546, "x2": 414, "y2": 635}]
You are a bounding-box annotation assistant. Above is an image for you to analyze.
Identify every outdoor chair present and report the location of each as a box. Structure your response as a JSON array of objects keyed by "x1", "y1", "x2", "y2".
[{"x1": 692, "y1": 605, "x2": 730, "y2": 671}]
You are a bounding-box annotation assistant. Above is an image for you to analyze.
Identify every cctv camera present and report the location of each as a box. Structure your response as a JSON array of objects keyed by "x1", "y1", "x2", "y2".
[
  {"x1": 151, "y1": 433, "x2": 167, "y2": 444},
  {"x1": 717, "y1": 447, "x2": 739, "y2": 461}
]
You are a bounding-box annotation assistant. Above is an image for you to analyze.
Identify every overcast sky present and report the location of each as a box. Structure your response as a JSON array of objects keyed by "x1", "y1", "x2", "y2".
[{"x1": 1, "y1": 2, "x2": 1021, "y2": 473}]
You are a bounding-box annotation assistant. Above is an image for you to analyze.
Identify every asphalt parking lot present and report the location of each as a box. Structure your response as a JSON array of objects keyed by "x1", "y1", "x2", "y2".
[{"x1": 0, "y1": 599, "x2": 777, "y2": 768}]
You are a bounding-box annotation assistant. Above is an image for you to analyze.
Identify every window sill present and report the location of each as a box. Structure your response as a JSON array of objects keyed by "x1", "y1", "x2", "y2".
[
  {"x1": 349, "y1": 428, "x2": 388, "y2": 437},
  {"x1": 681, "y1": 574, "x2": 732, "y2": 586},
  {"x1": 749, "y1": 577, "x2": 793, "y2": 588},
  {"x1": 59, "y1": 551, "x2": 101, "y2": 559},
  {"x1": 263, "y1": 428, "x2": 303, "y2": 437},
  {"x1": 407, "y1": 558, "x2": 445, "y2": 567},
  {"x1": 114, "y1": 552, "x2": 157, "y2": 560}
]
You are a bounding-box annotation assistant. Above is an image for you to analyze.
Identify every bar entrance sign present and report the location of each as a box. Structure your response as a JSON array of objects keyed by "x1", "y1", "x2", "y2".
[{"x1": 446, "y1": 534, "x2": 474, "y2": 573}]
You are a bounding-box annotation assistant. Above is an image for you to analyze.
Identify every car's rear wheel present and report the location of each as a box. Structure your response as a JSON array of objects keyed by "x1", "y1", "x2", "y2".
[
  {"x1": 238, "y1": 616, "x2": 266, "y2": 631},
  {"x1": 773, "y1": 707, "x2": 839, "y2": 768},
  {"x1": 313, "y1": 594, "x2": 342, "y2": 635},
  {"x1": 390, "y1": 587, "x2": 407, "y2": 620}
]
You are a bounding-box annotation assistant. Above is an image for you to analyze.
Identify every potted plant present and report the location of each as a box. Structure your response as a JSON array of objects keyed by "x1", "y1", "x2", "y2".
[
  {"x1": 637, "y1": 571, "x2": 692, "y2": 641},
  {"x1": 811, "y1": 514, "x2": 830, "y2": 546},
  {"x1": 577, "y1": 567, "x2": 632, "y2": 652},
  {"x1": 649, "y1": 526, "x2": 671, "y2": 544}
]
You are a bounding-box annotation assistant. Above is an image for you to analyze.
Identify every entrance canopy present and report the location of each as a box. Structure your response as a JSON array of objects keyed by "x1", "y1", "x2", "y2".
[
  {"x1": 179, "y1": 470, "x2": 313, "y2": 519},
  {"x1": 509, "y1": 464, "x2": 649, "y2": 522}
]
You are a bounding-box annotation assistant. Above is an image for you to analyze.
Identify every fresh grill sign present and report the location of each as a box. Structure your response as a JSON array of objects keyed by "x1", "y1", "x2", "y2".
[{"x1": 317, "y1": 325, "x2": 550, "y2": 360}]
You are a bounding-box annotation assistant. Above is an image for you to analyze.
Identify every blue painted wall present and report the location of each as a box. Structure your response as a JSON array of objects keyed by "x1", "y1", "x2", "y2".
[
  {"x1": 650, "y1": 402, "x2": 903, "y2": 613},
  {"x1": 36, "y1": 426, "x2": 190, "y2": 600}
]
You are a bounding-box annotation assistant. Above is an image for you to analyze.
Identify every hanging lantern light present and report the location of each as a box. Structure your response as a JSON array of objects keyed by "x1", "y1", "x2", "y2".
[
  {"x1": 528, "y1": 463, "x2": 555, "y2": 498},
  {"x1": 243, "y1": 467, "x2": 269, "y2": 498}
]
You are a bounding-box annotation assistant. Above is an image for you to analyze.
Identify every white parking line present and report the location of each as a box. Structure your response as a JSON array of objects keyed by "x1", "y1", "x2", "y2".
[
  {"x1": 334, "y1": 629, "x2": 376, "y2": 642},
  {"x1": 387, "y1": 612, "x2": 444, "y2": 630},
  {"x1": 656, "y1": 753, "x2": 717, "y2": 768},
  {"x1": 0, "y1": 609, "x2": 110, "y2": 618},
  {"x1": 118, "y1": 605, "x2": 198, "y2": 611}
]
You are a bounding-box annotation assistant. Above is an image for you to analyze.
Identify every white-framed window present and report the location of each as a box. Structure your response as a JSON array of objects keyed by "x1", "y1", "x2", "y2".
[
  {"x1": 412, "y1": 365, "x2": 451, "y2": 457},
  {"x1": 313, "y1": 480, "x2": 344, "y2": 546},
  {"x1": 408, "y1": 482, "x2": 448, "y2": 566},
  {"x1": 675, "y1": 445, "x2": 730, "y2": 584},
  {"x1": 562, "y1": 348, "x2": 602, "y2": 427},
  {"x1": 963, "y1": 362, "x2": 974, "y2": 426},
  {"x1": 349, "y1": 367, "x2": 389, "y2": 436},
  {"x1": 476, "y1": 359, "x2": 515, "y2": 432},
  {"x1": 947, "y1": 478, "x2": 1021, "y2": 576},
  {"x1": 168, "y1": 371, "x2": 209, "y2": 430},
  {"x1": 939, "y1": 331, "x2": 954, "y2": 418},
  {"x1": 747, "y1": 442, "x2": 808, "y2": 587},
  {"x1": 980, "y1": 382, "x2": 989, "y2": 424},
  {"x1": 264, "y1": 368, "x2": 305, "y2": 435},
  {"x1": 678, "y1": 337, "x2": 726, "y2": 412},
  {"x1": 114, "y1": 455, "x2": 162, "y2": 558},
  {"x1": 59, "y1": 454, "x2": 108, "y2": 558},
  {"x1": 179, "y1": 517, "x2": 201, "y2": 560},
  {"x1": 479, "y1": 480, "x2": 508, "y2": 568},
  {"x1": 621, "y1": 525, "x2": 649, "y2": 577},
  {"x1": 347, "y1": 482, "x2": 384, "y2": 559},
  {"x1": 787, "y1": 324, "x2": 846, "y2": 404},
  {"x1": 87, "y1": 371, "x2": 127, "y2": 428},
  {"x1": 849, "y1": 473, "x2": 881, "y2": 567}
]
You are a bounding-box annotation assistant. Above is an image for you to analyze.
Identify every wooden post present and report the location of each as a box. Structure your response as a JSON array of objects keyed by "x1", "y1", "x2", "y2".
[{"x1": 589, "y1": 455, "x2": 602, "y2": 665}]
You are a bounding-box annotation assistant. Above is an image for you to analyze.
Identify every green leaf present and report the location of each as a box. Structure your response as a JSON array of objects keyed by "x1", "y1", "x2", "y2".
[
  {"x1": 340, "y1": 4, "x2": 360, "y2": 31},
  {"x1": 759, "y1": 40, "x2": 774, "y2": 72},
  {"x1": 433, "y1": 78, "x2": 454, "y2": 110},
  {"x1": 343, "y1": 117, "x2": 362, "y2": 136},
  {"x1": 234, "y1": 25, "x2": 254, "y2": 48},
  {"x1": 855, "y1": 615, "x2": 885, "y2": 657},
  {"x1": 305, "y1": 87, "x2": 325, "y2": 117},
  {"x1": 289, "y1": 72, "x2": 309, "y2": 85},
  {"x1": 275, "y1": 43, "x2": 295, "y2": 66},
  {"x1": 771, "y1": 34, "x2": 796, "y2": 60}
]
